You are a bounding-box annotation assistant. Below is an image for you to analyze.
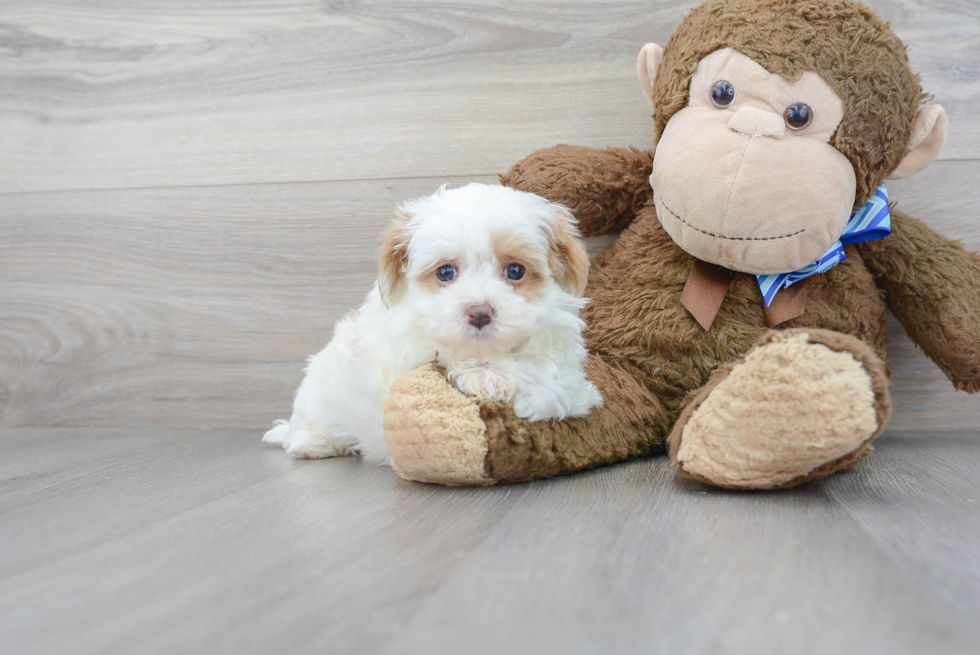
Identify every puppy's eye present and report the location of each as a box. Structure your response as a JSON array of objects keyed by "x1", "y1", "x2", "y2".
[
  {"x1": 436, "y1": 264, "x2": 456, "y2": 282},
  {"x1": 784, "y1": 103, "x2": 813, "y2": 130},
  {"x1": 710, "y1": 80, "x2": 735, "y2": 108},
  {"x1": 504, "y1": 263, "x2": 526, "y2": 281}
]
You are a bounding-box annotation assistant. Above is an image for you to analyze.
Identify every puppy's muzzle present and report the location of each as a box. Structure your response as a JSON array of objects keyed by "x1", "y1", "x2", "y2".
[{"x1": 467, "y1": 304, "x2": 493, "y2": 329}]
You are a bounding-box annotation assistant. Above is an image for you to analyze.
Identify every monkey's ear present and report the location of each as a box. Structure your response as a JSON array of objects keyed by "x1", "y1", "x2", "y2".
[
  {"x1": 378, "y1": 208, "x2": 412, "y2": 307},
  {"x1": 887, "y1": 105, "x2": 948, "y2": 180},
  {"x1": 637, "y1": 43, "x2": 664, "y2": 110}
]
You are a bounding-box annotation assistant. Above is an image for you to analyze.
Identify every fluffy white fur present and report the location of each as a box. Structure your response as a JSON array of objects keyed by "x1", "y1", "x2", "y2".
[{"x1": 263, "y1": 183, "x2": 603, "y2": 464}]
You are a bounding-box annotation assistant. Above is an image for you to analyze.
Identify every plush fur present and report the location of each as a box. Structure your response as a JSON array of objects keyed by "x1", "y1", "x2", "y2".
[
  {"x1": 384, "y1": 364, "x2": 494, "y2": 486},
  {"x1": 668, "y1": 329, "x2": 889, "y2": 489},
  {"x1": 380, "y1": 0, "x2": 980, "y2": 489},
  {"x1": 264, "y1": 183, "x2": 601, "y2": 464}
]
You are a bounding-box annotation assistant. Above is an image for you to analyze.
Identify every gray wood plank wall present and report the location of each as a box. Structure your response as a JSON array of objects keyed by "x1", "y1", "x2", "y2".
[{"x1": 2, "y1": 0, "x2": 979, "y2": 431}]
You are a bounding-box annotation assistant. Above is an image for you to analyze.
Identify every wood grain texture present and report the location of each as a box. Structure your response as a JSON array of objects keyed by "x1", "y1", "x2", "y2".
[
  {"x1": 1, "y1": 426, "x2": 979, "y2": 654},
  {"x1": 1, "y1": 1, "x2": 979, "y2": 431},
  {"x1": 2, "y1": 163, "x2": 980, "y2": 429},
  {"x1": 0, "y1": 175, "x2": 484, "y2": 427},
  {"x1": 0, "y1": 0, "x2": 980, "y2": 430},
  {"x1": 2, "y1": 4, "x2": 979, "y2": 653},
  {"x1": 0, "y1": 0, "x2": 978, "y2": 194},
  {"x1": 828, "y1": 433, "x2": 980, "y2": 617}
]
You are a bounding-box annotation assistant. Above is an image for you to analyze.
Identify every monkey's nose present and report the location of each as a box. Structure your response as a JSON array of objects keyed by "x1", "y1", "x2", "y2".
[
  {"x1": 728, "y1": 105, "x2": 785, "y2": 139},
  {"x1": 467, "y1": 304, "x2": 493, "y2": 329}
]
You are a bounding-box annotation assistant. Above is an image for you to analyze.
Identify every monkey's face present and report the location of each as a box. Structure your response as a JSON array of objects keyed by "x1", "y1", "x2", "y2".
[{"x1": 650, "y1": 49, "x2": 856, "y2": 274}]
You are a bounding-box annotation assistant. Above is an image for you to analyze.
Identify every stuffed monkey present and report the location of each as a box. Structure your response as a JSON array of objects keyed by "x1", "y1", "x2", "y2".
[{"x1": 381, "y1": 0, "x2": 980, "y2": 489}]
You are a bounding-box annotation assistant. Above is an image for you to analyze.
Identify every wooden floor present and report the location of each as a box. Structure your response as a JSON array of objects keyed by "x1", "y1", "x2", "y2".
[
  {"x1": 2, "y1": 1, "x2": 980, "y2": 653},
  {"x1": 2, "y1": 427, "x2": 980, "y2": 654}
]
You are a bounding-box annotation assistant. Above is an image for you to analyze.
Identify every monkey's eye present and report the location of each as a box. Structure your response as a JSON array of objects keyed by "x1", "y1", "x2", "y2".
[
  {"x1": 710, "y1": 80, "x2": 736, "y2": 108},
  {"x1": 784, "y1": 103, "x2": 813, "y2": 130},
  {"x1": 504, "y1": 263, "x2": 526, "y2": 281},
  {"x1": 436, "y1": 264, "x2": 456, "y2": 282}
]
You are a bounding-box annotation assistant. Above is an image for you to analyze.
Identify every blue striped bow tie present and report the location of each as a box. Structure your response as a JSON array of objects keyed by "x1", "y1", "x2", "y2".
[{"x1": 757, "y1": 184, "x2": 891, "y2": 306}]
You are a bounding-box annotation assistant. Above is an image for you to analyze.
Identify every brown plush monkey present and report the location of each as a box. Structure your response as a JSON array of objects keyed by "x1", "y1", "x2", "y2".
[{"x1": 381, "y1": 0, "x2": 980, "y2": 489}]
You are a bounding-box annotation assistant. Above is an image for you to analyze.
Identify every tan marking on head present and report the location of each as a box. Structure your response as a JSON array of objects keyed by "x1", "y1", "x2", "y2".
[
  {"x1": 546, "y1": 207, "x2": 590, "y2": 296},
  {"x1": 414, "y1": 259, "x2": 458, "y2": 294},
  {"x1": 491, "y1": 232, "x2": 549, "y2": 302},
  {"x1": 378, "y1": 207, "x2": 412, "y2": 307}
]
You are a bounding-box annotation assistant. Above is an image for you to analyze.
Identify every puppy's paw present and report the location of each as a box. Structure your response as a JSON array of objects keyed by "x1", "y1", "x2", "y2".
[
  {"x1": 447, "y1": 360, "x2": 519, "y2": 403},
  {"x1": 512, "y1": 385, "x2": 567, "y2": 422},
  {"x1": 568, "y1": 381, "x2": 604, "y2": 417},
  {"x1": 262, "y1": 420, "x2": 291, "y2": 445},
  {"x1": 282, "y1": 429, "x2": 349, "y2": 460}
]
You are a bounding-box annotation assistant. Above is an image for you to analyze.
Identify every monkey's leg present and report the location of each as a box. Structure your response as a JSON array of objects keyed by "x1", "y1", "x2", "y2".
[
  {"x1": 499, "y1": 145, "x2": 654, "y2": 235},
  {"x1": 383, "y1": 356, "x2": 672, "y2": 486},
  {"x1": 668, "y1": 328, "x2": 892, "y2": 490}
]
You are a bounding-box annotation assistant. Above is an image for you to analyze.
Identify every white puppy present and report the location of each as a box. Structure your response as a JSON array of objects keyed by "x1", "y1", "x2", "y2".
[{"x1": 263, "y1": 183, "x2": 603, "y2": 464}]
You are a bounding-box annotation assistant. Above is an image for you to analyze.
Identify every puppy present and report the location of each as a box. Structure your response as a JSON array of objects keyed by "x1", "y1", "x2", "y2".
[{"x1": 263, "y1": 183, "x2": 603, "y2": 464}]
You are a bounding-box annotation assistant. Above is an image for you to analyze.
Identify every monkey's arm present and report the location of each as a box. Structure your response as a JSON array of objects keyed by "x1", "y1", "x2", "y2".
[
  {"x1": 857, "y1": 210, "x2": 980, "y2": 393},
  {"x1": 499, "y1": 145, "x2": 654, "y2": 235},
  {"x1": 384, "y1": 355, "x2": 670, "y2": 485}
]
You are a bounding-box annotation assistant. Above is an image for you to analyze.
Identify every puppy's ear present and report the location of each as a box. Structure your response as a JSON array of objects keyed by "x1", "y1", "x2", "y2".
[
  {"x1": 547, "y1": 206, "x2": 590, "y2": 296},
  {"x1": 378, "y1": 208, "x2": 412, "y2": 307}
]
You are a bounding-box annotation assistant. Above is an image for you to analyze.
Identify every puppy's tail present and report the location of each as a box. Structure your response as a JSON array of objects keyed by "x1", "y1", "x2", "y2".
[{"x1": 261, "y1": 419, "x2": 291, "y2": 445}]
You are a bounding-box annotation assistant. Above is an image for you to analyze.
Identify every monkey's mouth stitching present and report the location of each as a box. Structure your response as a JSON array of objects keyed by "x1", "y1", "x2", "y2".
[{"x1": 658, "y1": 198, "x2": 806, "y2": 242}]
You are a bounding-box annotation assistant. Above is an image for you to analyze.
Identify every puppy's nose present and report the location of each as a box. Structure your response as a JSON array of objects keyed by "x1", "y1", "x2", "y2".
[{"x1": 467, "y1": 304, "x2": 493, "y2": 329}]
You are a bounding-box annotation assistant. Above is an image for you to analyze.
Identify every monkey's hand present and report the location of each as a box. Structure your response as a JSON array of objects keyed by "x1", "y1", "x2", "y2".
[
  {"x1": 499, "y1": 145, "x2": 654, "y2": 236},
  {"x1": 859, "y1": 209, "x2": 980, "y2": 393}
]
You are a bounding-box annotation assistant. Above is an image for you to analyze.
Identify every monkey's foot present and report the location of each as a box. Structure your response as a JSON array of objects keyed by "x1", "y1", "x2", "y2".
[
  {"x1": 383, "y1": 364, "x2": 497, "y2": 486},
  {"x1": 668, "y1": 329, "x2": 891, "y2": 489}
]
